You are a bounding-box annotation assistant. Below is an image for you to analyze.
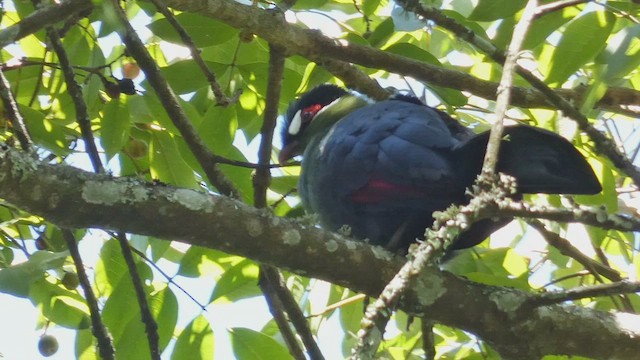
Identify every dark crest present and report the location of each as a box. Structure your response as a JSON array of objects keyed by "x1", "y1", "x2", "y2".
[{"x1": 281, "y1": 84, "x2": 348, "y2": 148}]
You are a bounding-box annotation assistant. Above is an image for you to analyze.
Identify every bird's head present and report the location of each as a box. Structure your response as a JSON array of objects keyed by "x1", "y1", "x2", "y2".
[{"x1": 279, "y1": 84, "x2": 348, "y2": 164}]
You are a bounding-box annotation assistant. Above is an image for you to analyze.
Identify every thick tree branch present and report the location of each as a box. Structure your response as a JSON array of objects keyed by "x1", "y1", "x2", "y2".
[
  {"x1": 1, "y1": 148, "x2": 639, "y2": 359},
  {"x1": 163, "y1": 0, "x2": 640, "y2": 114}
]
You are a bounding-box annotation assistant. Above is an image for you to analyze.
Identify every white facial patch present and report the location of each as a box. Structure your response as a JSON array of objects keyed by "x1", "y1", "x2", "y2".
[{"x1": 288, "y1": 110, "x2": 303, "y2": 135}]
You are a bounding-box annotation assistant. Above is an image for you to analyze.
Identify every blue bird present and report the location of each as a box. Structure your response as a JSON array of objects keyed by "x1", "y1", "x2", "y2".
[{"x1": 279, "y1": 84, "x2": 601, "y2": 252}]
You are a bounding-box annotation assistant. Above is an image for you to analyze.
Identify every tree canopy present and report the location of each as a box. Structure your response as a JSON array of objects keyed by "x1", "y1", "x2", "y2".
[{"x1": 1, "y1": 0, "x2": 640, "y2": 359}]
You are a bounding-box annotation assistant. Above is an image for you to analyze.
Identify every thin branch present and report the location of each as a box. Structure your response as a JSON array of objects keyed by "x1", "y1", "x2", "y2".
[
  {"x1": 528, "y1": 281, "x2": 640, "y2": 307},
  {"x1": 44, "y1": 25, "x2": 103, "y2": 173},
  {"x1": 61, "y1": 229, "x2": 115, "y2": 360},
  {"x1": 147, "y1": 0, "x2": 239, "y2": 106},
  {"x1": 258, "y1": 267, "x2": 306, "y2": 360},
  {"x1": 527, "y1": 219, "x2": 635, "y2": 312},
  {"x1": 527, "y1": 219, "x2": 623, "y2": 282},
  {"x1": 482, "y1": 0, "x2": 538, "y2": 175},
  {"x1": 0, "y1": 68, "x2": 32, "y2": 150},
  {"x1": 499, "y1": 201, "x2": 640, "y2": 232},
  {"x1": 534, "y1": 0, "x2": 590, "y2": 17},
  {"x1": 115, "y1": 233, "x2": 161, "y2": 359},
  {"x1": 128, "y1": 244, "x2": 207, "y2": 310},
  {"x1": 107, "y1": 0, "x2": 240, "y2": 197},
  {"x1": 308, "y1": 293, "x2": 366, "y2": 318}
]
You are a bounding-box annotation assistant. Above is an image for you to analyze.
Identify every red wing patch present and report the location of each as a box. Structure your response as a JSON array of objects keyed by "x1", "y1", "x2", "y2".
[{"x1": 350, "y1": 178, "x2": 425, "y2": 203}]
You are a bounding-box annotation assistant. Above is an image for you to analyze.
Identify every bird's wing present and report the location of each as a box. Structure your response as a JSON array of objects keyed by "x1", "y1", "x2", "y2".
[{"x1": 303, "y1": 100, "x2": 465, "y2": 212}]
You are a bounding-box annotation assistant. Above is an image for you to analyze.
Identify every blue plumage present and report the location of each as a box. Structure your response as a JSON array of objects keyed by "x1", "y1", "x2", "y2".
[{"x1": 279, "y1": 85, "x2": 601, "y2": 252}]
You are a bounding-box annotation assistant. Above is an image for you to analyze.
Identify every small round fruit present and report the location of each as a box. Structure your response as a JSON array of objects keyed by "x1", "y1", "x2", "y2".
[
  {"x1": 38, "y1": 334, "x2": 59, "y2": 357},
  {"x1": 122, "y1": 62, "x2": 141, "y2": 79},
  {"x1": 61, "y1": 271, "x2": 80, "y2": 290},
  {"x1": 123, "y1": 138, "x2": 148, "y2": 159}
]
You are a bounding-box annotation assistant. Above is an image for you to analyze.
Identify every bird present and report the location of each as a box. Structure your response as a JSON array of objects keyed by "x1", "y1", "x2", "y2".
[{"x1": 279, "y1": 84, "x2": 602, "y2": 253}]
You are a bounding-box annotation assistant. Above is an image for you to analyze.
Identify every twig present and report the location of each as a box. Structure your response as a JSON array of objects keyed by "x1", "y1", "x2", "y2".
[
  {"x1": 0, "y1": 68, "x2": 32, "y2": 150},
  {"x1": 534, "y1": 0, "x2": 590, "y2": 17},
  {"x1": 254, "y1": 42, "x2": 306, "y2": 359},
  {"x1": 113, "y1": 232, "x2": 161, "y2": 359},
  {"x1": 527, "y1": 219, "x2": 622, "y2": 282},
  {"x1": 482, "y1": 0, "x2": 538, "y2": 175},
  {"x1": 147, "y1": 0, "x2": 239, "y2": 106},
  {"x1": 128, "y1": 244, "x2": 207, "y2": 310},
  {"x1": 527, "y1": 219, "x2": 635, "y2": 312},
  {"x1": 45, "y1": 25, "x2": 103, "y2": 173},
  {"x1": 528, "y1": 281, "x2": 640, "y2": 307},
  {"x1": 61, "y1": 229, "x2": 115, "y2": 360},
  {"x1": 307, "y1": 293, "x2": 366, "y2": 318},
  {"x1": 499, "y1": 201, "x2": 640, "y2": 232},
  {"x1": 258, "y1": 268, "x2": 306, "y2": 360}
]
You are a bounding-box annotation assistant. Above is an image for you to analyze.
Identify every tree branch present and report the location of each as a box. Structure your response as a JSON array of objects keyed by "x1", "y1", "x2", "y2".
[
  {"x1": 2, "y1": 148, "x2": 639, "y2": 359},
  {"x1": 0, "y1": 0, "x2": 93, "y2": 49},
  {"x1": 163, "y1": 0, "x2": 640, "y2": 114},
  {"x1": 108, "y1": 0, "x2": 240, "y2": 197}
]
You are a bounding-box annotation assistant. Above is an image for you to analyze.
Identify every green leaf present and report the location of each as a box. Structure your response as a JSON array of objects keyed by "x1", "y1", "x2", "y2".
[
  {"x1": 101, "y1": 98, "x2": 131, "y2": 161},
  {"x1": 598, "y1": 24, "x2": 640, "y2": 82},
  {"x1": 61, "y1": 26, "x2": 92, "y2": 67},
  {"x1": 545, "y1": 11, "x2": 616, "y2": 85},
  {"x1": 270, "y1": 175, "x2": 298, "y2": 195},
  {"x1": 29, "y1": 277, "x2": 90, "y2": 329},
  {"x1": 103, "y1": 284, "x2": 178, "y2": 358},
  {"x1": 384, "y1": 43, "x2": 441, "y2": 65},
  {"x1": 178, "y1": 246, "x2": 232, "y2": 277},
  {"x1": 171, "y1": 315, "x2": 214, "y2": 360},
  {"x1": 229, "y1": 327, "x2": 293, "y2": 360},
  {"x1": 148, "y1": 13, "x2": 238, "y2": 47},
  {"x1": 19, "y1": 105, "x2": 70, "y2": 156},
  {"x1": 149, "y1": 131, "x2": 199, "y2": 188},
  {"x1": 198, "y1": 104, "x2": 237, "y2": 155},
  {"x1": 0, "y1": 250, "x2": 68, "y2": 297},
  {"x1": 363, "y1": 0, "x2": 383, "y2": 17},
  {"x1": 210, "y1": 259, "x2": 260, "y2": 303},
  {"x1": 160, "y1": 60, "x2": 228, "y2": 94},
  {"x1": 94, "y1": 239, "x2": 128, "y2": 296},
  {"x1": 468, "y1": 0, "x2": 526, "y2": 21}
]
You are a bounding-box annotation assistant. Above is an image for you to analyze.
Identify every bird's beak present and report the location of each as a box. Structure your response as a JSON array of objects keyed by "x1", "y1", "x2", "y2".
[{"x1": 278, "y1": 141, "x2": 299, "y2": 164}]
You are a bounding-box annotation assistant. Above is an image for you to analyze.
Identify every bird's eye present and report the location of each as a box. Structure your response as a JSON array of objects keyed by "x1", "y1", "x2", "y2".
[{"x1": 288, "y1": 104, "x2": 324, "y2": 136}]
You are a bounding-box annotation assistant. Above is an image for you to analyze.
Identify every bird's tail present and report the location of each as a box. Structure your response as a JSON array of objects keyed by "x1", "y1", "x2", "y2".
[{"x1": 452, "y1": 125, "x2": 601, "y2": 195}]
